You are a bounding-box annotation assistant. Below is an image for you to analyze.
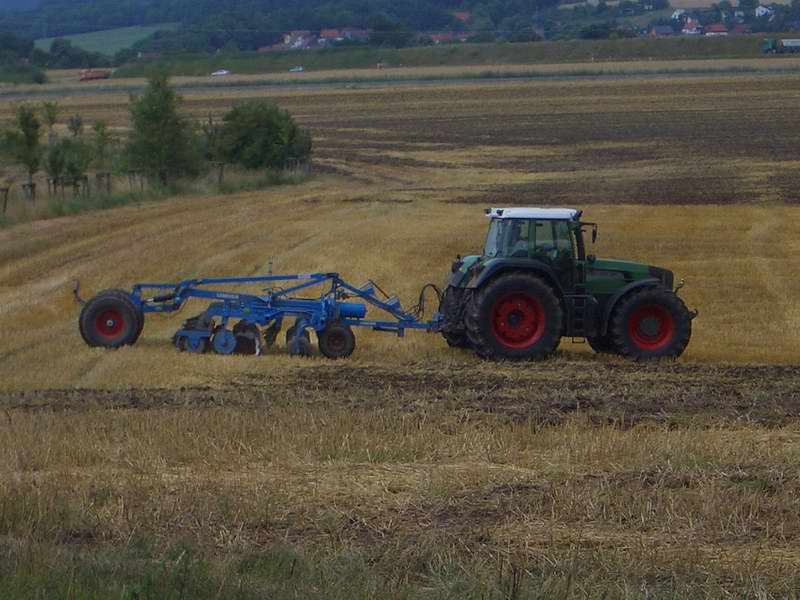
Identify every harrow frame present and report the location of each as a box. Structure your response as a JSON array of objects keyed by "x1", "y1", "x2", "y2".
[{"x1": 75, "y1": 272, "x2": 444, "y2": 356}]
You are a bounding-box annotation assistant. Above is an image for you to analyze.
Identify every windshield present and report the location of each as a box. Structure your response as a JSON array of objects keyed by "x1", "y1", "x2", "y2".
[{"x1": 484, "y1": 219, "x2": 576, "y2": 260}]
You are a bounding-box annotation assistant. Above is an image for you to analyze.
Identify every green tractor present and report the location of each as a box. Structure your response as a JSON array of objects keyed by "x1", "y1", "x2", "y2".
[{"x1": 441, "y1": 208, "x2": 696, "y2": 360}]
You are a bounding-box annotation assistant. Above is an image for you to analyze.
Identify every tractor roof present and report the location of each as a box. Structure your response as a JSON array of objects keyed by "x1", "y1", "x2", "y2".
[{"x1": 485, "y1": 207, "x2": 581, "y2": 220}]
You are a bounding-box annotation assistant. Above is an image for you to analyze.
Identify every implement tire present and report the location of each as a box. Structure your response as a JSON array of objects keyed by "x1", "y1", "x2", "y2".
[
  {"x1": 610, "y1": 288, "x2": 692, "y2": 360},
  {"x1": 79, "y1": 289, "x2": 144, "y2": 349},
  {"x1": 318, "y1": 321, "x2": 356, "y2": 359},
  {"x1": 465, "y1": 273, "x2": 562, "y2": 361}
]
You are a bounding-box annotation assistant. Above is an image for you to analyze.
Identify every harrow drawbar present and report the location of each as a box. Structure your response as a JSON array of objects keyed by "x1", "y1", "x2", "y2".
[{"x1": 76, "y1": 273, "x2": 443, "y2": 359}]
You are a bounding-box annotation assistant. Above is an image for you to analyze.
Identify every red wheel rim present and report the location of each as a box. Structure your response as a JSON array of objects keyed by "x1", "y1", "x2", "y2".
[
  {"x1": 490, "y1": 292, "x2": 545, "y2": 349},
  {"x1": 95, "y1": 309, "x2": 125, "y2": 339},
  {"x1": 628, "y1": 304, "x2": 675, "y2": 351}
]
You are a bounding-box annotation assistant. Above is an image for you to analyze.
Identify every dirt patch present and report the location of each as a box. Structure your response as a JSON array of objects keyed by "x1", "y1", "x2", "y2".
[{"x1": 3, "y1": 361, "x2": 799, "y2": 426}]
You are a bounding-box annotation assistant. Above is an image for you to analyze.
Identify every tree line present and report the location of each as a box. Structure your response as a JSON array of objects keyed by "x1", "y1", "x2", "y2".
[
  {"x1": 0, "y1": 0, "x2": 561, "y2": 52},
  {"x1": 0, "y1": 32, "x2": 114, "y2": 84},
  {"x1": 0, "y1": 74, "x2": 312, "y2": 208}
]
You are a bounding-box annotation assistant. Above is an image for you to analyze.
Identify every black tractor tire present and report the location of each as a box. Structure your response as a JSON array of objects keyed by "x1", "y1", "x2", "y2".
[
  {"x1": 586, "y1": 334, "x2": 617, "y2": 355},
  {"x1": 318, "y1": 321, "x2": 356, "y2": 359},
  {"x1": 465, "y1": 273, "x2": 563, "y2": 361},
  {"x1": 79, "y1": 290, "x2": 144, "y2": 349},
  {"x1": 440, "y1": 286, "x2": 471, "y2": 348},
  {"x1": 609, "y1": 288, "x2": 692, "y2": 360},
  {"x1": 286, "y1": 323, "x2": 312, "y2": 357}
]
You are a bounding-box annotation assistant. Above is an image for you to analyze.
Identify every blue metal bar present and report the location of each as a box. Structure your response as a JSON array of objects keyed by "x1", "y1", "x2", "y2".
[{"x1": 130, "y1": 272, "x2": 442, "y2": 336}]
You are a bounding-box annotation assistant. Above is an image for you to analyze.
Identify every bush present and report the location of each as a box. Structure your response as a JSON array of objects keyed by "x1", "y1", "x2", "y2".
[{"x1": 219, "y1": 101, "x2": 312, "y2": 171}]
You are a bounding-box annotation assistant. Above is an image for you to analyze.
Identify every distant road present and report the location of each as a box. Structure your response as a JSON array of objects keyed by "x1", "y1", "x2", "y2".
[{"x1": 3, "y1": 58, "x2": 800, "y2": 101}]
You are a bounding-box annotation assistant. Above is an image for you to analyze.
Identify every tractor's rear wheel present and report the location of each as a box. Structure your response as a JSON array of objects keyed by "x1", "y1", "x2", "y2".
[
  {"x1": 318, "y1": 321, "x2": 356, "y2": 359},
  {"x1": 610, "y1": 288, "x2": 692, "y2": 360},
  {"x1": 440, "y1": 286, "x2": 470, "y2": 349},
  {"x1": 79, "y1": 290, "x2": 144, "y2": 349},
  {"x1": 465, "y1": 273, "x2": 562, "y2": 360}
]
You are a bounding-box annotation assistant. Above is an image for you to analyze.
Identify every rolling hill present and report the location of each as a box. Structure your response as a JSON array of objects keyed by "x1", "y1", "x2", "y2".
[{"x1": 35, "y1": 23, "x2": 179, "y2": 56}]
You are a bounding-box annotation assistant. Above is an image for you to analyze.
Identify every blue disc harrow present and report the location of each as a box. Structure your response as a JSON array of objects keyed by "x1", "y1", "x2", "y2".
[{"x1": 76, "y1": 273, "x2": 443, "y2": 359}]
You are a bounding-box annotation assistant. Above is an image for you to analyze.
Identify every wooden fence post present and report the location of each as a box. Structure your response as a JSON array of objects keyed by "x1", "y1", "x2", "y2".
[
  {"x1": 21, "y1": 183, "x2": 36, "y2": 203},
  {"x1": 96, "y1": 172, "x2": 112, "y2": 195},
  {"x1": 212, "y1": 161, "x2": 225, "y2": 185}
]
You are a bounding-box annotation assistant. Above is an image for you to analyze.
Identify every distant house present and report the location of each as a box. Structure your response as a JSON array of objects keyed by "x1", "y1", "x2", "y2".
[
  {"x1": 649, "y1": 25, "x2": 674, "y2": 38},
  {"x1": 671, "y1": 9, "x2": 686, "y2": 20},
  {"x1": 682, "y1": 18, "x2": 703, "y2": 35},
  {"x1": 284, "y1": 30, "x2": 317, "y2": 49},
  {"x1": 319, "y1": 29, "x2": 343, "y2": 44},
  {"x1": 453, "y1": 11, "x2": 472, "y2": 24},
  {"x1": 755, "y1": 5, "x2": 775, "y2": 18},
  {"x1": 705, "y1": 23, "x2": 728, "y2": 36}
]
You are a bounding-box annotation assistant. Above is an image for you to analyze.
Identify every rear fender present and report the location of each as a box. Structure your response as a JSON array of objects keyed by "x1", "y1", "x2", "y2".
[
  {"x1": 466, "y1": 260, "x2": 565, "y2": 299},
  {"x1": 599, "y1": 278, "x2": 661, "y2": 336}
]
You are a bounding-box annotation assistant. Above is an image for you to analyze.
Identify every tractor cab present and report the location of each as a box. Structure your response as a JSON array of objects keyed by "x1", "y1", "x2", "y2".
[
  {"x1": 481, "y1": 207, "x2": 589, "y2": 289},
  {"x1": 440, "y1": 207, "x2": 695, "y2": 361}
]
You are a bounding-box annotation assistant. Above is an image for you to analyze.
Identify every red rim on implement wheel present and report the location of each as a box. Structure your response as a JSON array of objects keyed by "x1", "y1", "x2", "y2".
[
  {"x1": 628, "y1": 304, "x2": 675, "y2": 351},
  {"x1": 490, "y1": 292, "x2": 545, "y2": 349},
  {"x1": 95, "y1": 309, "x2": 125, "y2": 339}
]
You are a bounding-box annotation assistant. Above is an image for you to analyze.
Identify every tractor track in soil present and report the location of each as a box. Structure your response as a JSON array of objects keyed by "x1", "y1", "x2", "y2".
[{"x1": 2, "y1": 361, "x2": 799, "y2": 426}]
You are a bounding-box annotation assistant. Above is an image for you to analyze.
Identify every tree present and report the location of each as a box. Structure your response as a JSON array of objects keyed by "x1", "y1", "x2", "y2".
[
  {"x1": 44, "y1": 140, "x2": 66, "y2": 191},
  {"x1": 41, "y1": 100, "x2": 59, "y2": 145},
  {"x1": 92, "y1": 120, "x2": 114, "y2": 171},
  {"x1": 62, "y1": 137, "x2": 93, "y2": 194},
  {"x1": 219, "y1": 101, "x2": 312, "y2": 171},
  {"x1": 126, "y1": 73, "x2": 201, "y2": 185},
  {"x1": 1, "y1": 104, "x2": 42, "y2": 198}
]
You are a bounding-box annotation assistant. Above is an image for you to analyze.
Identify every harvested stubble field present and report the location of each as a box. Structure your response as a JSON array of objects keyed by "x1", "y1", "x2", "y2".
[{"x1": 1, "y1": 68, "x2": 800, "y2": 597}]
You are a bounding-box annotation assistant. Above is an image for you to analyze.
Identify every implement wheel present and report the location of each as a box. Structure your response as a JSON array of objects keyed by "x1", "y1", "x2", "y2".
[
  {"x1": 610, "y1": 288, "x2": 692, "y2": 360},
  {"x1": 465, "y1": 273, "x2": 562, "y2": 360},
  {"x1": 79, "y1": 290, "x2": 144, "y2": 349},
  {"x1": 318, "y1": 321, "x2": 356, "y2": 359}
]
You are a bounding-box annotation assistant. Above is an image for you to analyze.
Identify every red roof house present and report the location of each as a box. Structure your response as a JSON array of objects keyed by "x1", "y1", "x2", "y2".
[{"x1": 705, "y1": 23, "x2": 729, "y2": 36}]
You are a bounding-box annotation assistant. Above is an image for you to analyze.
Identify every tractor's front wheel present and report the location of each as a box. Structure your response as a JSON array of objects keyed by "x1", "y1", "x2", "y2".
[
  {"x1": 465, "y1": 273, "x2": 562, "y2": 360},
  {"x1": 610, "y1": 288, "x2": 692, "y2": 360}
]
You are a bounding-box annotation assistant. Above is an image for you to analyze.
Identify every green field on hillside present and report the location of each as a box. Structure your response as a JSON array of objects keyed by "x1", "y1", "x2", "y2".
[
  {"x1": 115, "y1": 35, "x2": 768, "y2": 78},
  {"x1": 35, "y1": 23, "x2": 179, "y2": 56}
]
